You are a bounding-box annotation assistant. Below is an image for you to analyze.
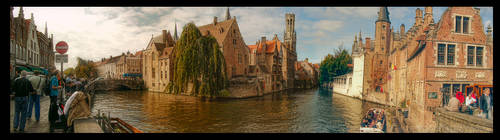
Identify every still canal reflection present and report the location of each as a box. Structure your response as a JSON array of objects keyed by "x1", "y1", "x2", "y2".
[{"x1": 92, "y1": 88, "x2": 398, "y2": 133}]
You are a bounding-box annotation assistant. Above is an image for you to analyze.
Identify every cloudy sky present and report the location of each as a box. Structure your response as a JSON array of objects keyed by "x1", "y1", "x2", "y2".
[{"x1": 12, "y1": 7, "x2": 493, "y2": 70}]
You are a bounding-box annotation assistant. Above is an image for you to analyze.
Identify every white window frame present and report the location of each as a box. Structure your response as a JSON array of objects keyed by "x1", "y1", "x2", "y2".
[
  {"x1": 452, "y1": 14, "x2": 473, "y2": 35},
  {"x1": 465, "y1": 44, "x2": 485, "y2": 68},
  {"x1": 435, "y1": 42, "x2": 458, "y2": 67}
]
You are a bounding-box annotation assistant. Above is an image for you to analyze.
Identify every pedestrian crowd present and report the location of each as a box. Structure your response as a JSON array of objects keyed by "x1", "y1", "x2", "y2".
[
  {"x1": 443, "y1": 87, "x2": 493, "y2": 120},
  {"x1": 10, "y1": 70, "x2": 88, "y2": 133},
  {"x1": 361, "y1": 108, "x2": 386, "y2": 132}
]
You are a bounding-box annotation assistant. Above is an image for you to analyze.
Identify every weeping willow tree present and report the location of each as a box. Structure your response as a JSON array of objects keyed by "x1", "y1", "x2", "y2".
[{"x1": 166, "y1": 22, "x2": 228, "y2": 97}]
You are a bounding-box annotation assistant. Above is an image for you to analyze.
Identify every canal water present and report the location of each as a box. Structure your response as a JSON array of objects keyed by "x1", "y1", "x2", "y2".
[{"x1": 91, "y1": 88, "x2": 400, "y2": 133}]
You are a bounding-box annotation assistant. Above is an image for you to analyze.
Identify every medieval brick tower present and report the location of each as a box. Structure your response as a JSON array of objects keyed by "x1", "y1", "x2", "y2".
[
  {"x1": 365, "y1": 7, "x2": 392, "y2": 92},
  {"x1": 284, "y1": 13, "x2": 296, "y2": 53},
  {"x1": 283, "y1": 13, "x2": 297, "y2": 89}
]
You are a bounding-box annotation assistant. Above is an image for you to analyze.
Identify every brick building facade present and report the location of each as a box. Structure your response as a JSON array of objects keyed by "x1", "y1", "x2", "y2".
[
  {"x1": 247, "y1": 35, "x2": 283, "y2": 93},
  {"x1": 359, "y1": 7, "x2": 493, "y2": 132},
  {"x1": 11, "y1": 7, "x2": 55, "y2": 78},
  {"x1": 198, "y1": 8, "x2": 250, "y2": 80},
  {"x1": 142, "y1": 29, "x2": 176, "y2": 92},
  {"x1": 116, "y1": 51, "x2": 143, "y2": 79}
]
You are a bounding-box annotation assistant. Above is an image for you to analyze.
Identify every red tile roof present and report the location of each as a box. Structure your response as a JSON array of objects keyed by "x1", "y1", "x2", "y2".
[
  {"x1": 198, "y1": 19, "x2": 235, "y2": 45},
  {"x1": 248, "y1": 45, "x2": 257, "y2": 52},
  {"x1": 134, "y1": 50, "x2": 143, "y2": 56},
  {"x1": 347, "y1": 64, "x2": 353, "y2": 68},
  {"x1": 248, "y1": 38, "x2": 283, "y2": 54},
  {"x1": 313, "y1": 64, "x2": 320, "y2": 69}
]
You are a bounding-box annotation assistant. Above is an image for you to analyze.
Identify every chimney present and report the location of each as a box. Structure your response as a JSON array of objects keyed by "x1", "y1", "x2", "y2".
[
  {"x1": 305, "y1": 58, "x2": 308, "y2": 63},
  {"x1": 261, "y1": 36, "x2": 266, "y2": 43},
  {"x1": 365, "y1": 37, "x2": 371, "y2": 50},
  {"x1": 213, "y1": 16, "x2": 218, "y2": 25},
  {"x1": 162, "y1": 30, "x2": 167, "y2": 43}
]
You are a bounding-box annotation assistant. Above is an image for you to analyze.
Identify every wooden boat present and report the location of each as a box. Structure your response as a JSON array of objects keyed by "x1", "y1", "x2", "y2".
[
  {"x1": 360, "y1": 108, "x2": 386, "y2": 133},
  {"x1": 109, "y1": 118, "x2": 143, "y2": 133},
  {"x1": 95, "y1": 110, "x2": 143, "y2": 133}
]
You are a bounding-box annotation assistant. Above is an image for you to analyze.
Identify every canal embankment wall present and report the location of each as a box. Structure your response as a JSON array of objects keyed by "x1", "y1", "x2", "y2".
[
  {"x1": 92, "y1": 80, "x2": 144, "y2": 91},
  {"x1": 434, "y1": 108, "x2": 493, "y2": 133}
]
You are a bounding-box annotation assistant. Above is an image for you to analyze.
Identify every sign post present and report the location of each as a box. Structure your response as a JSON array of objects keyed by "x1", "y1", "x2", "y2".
[
  {"x1": 55, "y1": 41, "x2": 68, "y2": 74},
  {"x1": 56, "y1": 41, "x2": 68, "y2": 102}
]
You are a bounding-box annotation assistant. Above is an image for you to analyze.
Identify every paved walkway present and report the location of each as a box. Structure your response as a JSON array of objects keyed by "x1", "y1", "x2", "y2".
[{"x1": 10, "y1": 95, "x2": 64, "y2": 133}]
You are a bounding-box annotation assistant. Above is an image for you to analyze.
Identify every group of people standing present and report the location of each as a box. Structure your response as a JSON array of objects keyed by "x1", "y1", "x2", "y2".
[
  {"x1": 444, "y1": 87, "x2": 493, "y2": 120},
  {"x1": 11, "y1": 70, "x2": 84, "y2": 132}
]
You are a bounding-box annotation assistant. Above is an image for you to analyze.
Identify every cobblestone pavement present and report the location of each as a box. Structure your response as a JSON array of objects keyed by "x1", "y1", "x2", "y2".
[{"x1": 10, "y1": 95, "x2": 64, "y2": 133}]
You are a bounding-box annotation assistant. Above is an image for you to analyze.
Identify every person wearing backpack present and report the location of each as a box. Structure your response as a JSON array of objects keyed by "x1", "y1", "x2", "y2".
[
  {"x1": 11, "y1": 71, "x2": 35, "y2": 132},
  {"x1": 27, "y1": 70, "x2": 44, "y2": 122},
  {"x1": 43, "y1": 74, "x2": 52, "y2": 96}
]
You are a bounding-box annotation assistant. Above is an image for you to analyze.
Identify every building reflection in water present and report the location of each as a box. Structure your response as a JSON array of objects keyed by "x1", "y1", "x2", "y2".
[{"x1": 92, "y1": 88, "x2": 398, "y2": 133}]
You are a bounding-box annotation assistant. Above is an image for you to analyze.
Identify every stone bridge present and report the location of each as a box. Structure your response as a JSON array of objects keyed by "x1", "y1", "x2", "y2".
[{"x1": 85, "y1": 79, "x2": 144, "y2": 92}]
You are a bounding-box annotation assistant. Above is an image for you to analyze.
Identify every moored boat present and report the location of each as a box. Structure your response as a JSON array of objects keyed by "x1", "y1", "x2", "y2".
[{"x1": 360, "y1": 108, "x2": 386, "y2": 133}]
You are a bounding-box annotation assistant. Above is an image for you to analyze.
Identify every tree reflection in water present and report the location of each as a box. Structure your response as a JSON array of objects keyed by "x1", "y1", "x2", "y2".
[{"x1": 92, "y1": 88, "x2": 398, "y2": 133}]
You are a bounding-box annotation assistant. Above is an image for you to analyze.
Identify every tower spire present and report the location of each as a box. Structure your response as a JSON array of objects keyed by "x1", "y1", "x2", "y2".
[
  {"x1": 377, "y1": 7, "x2": 391, "y2": 23},
  {"x1": 359, "y1": 30, "x2": 362, "y2": 41},
  {"x1": 19, "y1": 7, "x2": 24, "y2": 18},
  {"x1": 225, "y1": 7, "x2": 231, "y2": 20},
  {"x1": 174, "y1": 20, "x2": 178, "y2": 41},
  {"x1": 45, "y1": 21, "x2": 48, "y2": 36}
]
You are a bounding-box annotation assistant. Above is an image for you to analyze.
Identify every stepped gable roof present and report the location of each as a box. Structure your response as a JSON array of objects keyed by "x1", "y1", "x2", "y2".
[{"x1": 198, "y1": 19, "x2": 235, "y2": 45}]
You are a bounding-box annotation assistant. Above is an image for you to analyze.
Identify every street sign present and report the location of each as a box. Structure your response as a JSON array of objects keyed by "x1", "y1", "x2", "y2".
[
  {"x1": 56, "y1": 41, "x2": 69, "y2": 54},
  {"x1": 55, "y1": 54, "x2": 68, "y2": 63}
]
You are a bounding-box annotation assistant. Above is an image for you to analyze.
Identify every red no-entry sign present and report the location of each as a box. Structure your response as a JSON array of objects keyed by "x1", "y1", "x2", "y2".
[{"x1": 56, "y1": 41, "x2": 69, "y2": 54}]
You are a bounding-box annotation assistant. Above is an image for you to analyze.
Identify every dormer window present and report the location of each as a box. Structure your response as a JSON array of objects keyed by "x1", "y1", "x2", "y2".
[{"x1": 455, "y1": 15, "x2": 471, "y2": 34}]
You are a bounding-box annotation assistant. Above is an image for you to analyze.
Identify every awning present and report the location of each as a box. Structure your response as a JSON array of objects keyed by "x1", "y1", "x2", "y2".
[
  {"x1": 26, "y1": 67, "x2": 50, "y2": 75},
  {"x1": 123, "y1": 73, "x2": 142, "y2": 77},
  {"x1": 16, "y1": 66, "x2": 31, "y2": 72}
]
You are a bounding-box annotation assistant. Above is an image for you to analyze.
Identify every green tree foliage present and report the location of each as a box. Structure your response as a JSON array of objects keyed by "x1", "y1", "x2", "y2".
[
  {"x1": 319, "y1": 47, "x2": 352, "y2": 85},
  {"x1": 74, "y1": 57, "x2": 98, "y2": 79},
  {"x1": 167, "y1": 22, "x2": 228, "y2": 97},
  {"x1": 64, "y1": 67, "x2": 75, "y2": 76}
]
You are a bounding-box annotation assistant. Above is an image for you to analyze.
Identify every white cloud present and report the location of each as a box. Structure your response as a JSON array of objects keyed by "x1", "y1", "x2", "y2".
[
  {"x1": 314, "y1": 20, "x2": 343, "y2": 32},
  {"x1": 12, "y1": 7, "x2": 493, "y2": 69}
]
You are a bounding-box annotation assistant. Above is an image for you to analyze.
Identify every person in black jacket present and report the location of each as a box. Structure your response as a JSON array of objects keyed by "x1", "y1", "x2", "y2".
[
  {"x1": 479, "y1": 88, "x2": 493, "y2": 119},
  {"x1": 11, "y1": 71, "x2": 34, "y2": 132}
]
